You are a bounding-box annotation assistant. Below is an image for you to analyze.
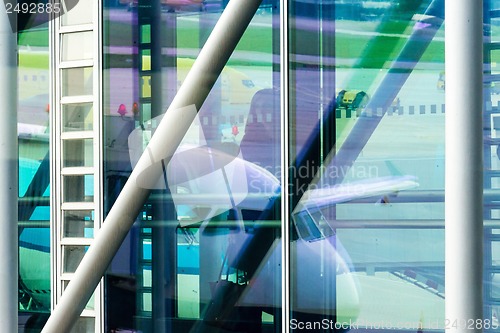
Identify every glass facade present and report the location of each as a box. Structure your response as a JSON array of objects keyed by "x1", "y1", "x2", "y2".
[
  {"x1": 13, "y1": 0, "x2": 500, "y2": 332},
  {"x1": 103, "y1": 1, "x2": 280, "y2": 331},
  {"x1": 288, "y1": 0, "x2": 446, "y2": 330},
  {"x1": 18, "y1": 14, "x2": 51, "y2": 332}
]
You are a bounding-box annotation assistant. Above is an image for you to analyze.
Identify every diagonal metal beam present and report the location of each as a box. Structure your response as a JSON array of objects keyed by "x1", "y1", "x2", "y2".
[{"x1": 41, "y1": 0, "x2": 263, "y2": 331}]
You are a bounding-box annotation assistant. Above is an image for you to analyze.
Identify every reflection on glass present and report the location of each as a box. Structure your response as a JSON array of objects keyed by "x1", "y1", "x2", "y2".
[
  {"x1": 104, "y1": 1, "x2": 280, "y2": 331},
  {"x1": 63, "y1": 210, "x2": 94, "y2": 238},
  {"x1": 286, "y1": 0, "x2": 448, "y2": 330},
  {"x1": 141, "y1": 24, "x2": 151, "y2": 44},
  {"x1": 492, "y1": 241, "x2": 500, "y2": 265},
  {"x1": 240, "y1": 89, "x2": 280, "y2": 174},
  {"x1": 63, "y1": 139, "x2": 94, "y2": 167},
  {"x1": 61, "y1": 67, "x2": 93, "y2": 97},
  {"x1": 142, "y1": 293, "x2": 152, "y2": 312},
  {"x1": 62, "y1": 31, "x2": 93, "y2": 61},
  {"x1": 62, "y1": 103, "x2": 93, "y2": 131},
  {"x1": 63, "y1": 245, "x2": 88, "y2": 273},
  {"x1": 70, "y1": 317, "x2": 95, "y2": 333},
  {"x1": 63, "y1": 175, "x2": 94, "y2": 202},
  {"x1": 18, "y1": 24, "x2": 52, "y2": 327},
  {"x1": 61, "y1": 0, "x2": 93, "y2": 26},
  {"x1": 141, "y1": 50, "x2": 151, "y2": 71},
  {"x1": 141, "y1": 75, "x2": 151, "y2": 98},
  {"x1": 177, "y1": 229, "x2": 200, "y2": 319}
]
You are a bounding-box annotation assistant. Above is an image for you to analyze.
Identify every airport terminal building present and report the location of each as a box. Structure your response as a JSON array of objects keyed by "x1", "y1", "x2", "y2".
[{"x1": 10, "y1": 0, "x2": 498, "y2": 332}]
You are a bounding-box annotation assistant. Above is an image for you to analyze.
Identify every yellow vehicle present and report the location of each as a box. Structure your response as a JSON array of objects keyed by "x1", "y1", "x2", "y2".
[
  {"x1": 336, "y1": 89, "x2": 369, "y2": 110},
  {"x1": 335, "y1": 89, "x2": 402, "y2": 111}
]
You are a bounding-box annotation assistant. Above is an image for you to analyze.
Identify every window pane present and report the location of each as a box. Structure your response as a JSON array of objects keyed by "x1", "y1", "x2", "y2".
[
  {"x1": 63, "y1": 175, "x2": 94, "y2": 202},
  {"x1": 63, "y1": 210, "x2": 95, "y2": 238},
  {"x1": 63, "y1": 245, "x2": 88, "y2": 273},
  {"x1": 61, "y1": 67, "x2": 93, "y2": 97},
  {"x1": 288, "y1": 0, "x2": 445, "y2": 330},
  {"x1": 63, "y1": 138, "x2": 94, "y2": 168},
  {"x1": 69, "y1": 317, "x2": 95, "y2": 333},
  {"x1": 62, "y1": 31, "x2": 93, "y2": 61},
  {"x1": 61, "y1": 0, "x2": 93, "y2": 26},
  {"x1": 103, "y1": 1, "x2": 281, "y2": 331},
  {"x1": 62, "y1": 103, "x2": 93, "y2": 131}
]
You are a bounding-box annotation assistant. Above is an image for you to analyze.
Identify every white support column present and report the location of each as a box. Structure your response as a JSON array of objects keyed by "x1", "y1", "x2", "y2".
[
  {"x1": 445, "y1": 0, "x2": 484, "y2": 331},
  {"x1": 0, "y1": 1, "x2": 17, "y2": 331},
  {"x1": 41, "y1": 0, "x2": 262, "y2": 332}
]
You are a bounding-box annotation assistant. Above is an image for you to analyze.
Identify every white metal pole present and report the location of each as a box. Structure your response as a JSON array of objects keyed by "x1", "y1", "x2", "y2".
[
  {"x1": 0, "y1": 2, "x2": 17, "y2": 331},
  {"x1": 445, "y1": 1, "x2": 484, "y2": 331},
  {"x1": 41, "y1": 0, "x2": 262, "y2": 332}
]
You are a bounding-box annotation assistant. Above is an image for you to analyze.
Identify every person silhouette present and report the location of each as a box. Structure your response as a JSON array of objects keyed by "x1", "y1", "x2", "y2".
[{"x1": 240, "y1": 88, "x2": 280, "y2": 176}]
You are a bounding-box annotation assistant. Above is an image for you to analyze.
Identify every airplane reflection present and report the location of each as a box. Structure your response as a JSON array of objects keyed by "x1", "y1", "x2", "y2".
[{"x1": 128, "y1": 117, "x2": 419, "y2": 330}]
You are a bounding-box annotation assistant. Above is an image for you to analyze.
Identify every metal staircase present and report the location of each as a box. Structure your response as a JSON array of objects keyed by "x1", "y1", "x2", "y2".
[
  {"x1": 135, "y1": 0, "x2": 154, "y2": 322},
  {"x1": 134, "y1": 2, "x2": 178, "y2": 331}
]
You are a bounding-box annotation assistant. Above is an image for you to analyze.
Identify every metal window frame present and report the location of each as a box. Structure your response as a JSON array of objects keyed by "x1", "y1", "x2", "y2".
[{"x1": 49, "y1": 0, "x2": 103, "y2": 330}]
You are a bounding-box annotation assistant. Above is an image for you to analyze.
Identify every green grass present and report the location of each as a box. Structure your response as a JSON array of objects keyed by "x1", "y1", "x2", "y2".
[
  {"x1": 9, "y1": 12, "x2": 468, "y2": 70},
  {"x1": 18, "y1": 29, "x2": 49, "y2": 47},
  {"x1": 102, "y1": 12, "x2": 451, "y2": 68},
  {"x1": 19, "y1": 51, "x2": 49, "y2": 69}
]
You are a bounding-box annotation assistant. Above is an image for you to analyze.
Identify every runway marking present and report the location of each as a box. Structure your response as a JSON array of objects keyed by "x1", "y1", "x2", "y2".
[{"x1": 335, "y1": 104, "x2": 445, "y2": 119}]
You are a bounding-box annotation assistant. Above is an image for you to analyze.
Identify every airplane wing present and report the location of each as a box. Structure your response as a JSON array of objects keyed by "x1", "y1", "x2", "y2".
[
  {"x1": 296, "y1": 175, "x2": 419, "y2": 211},
  {"x1": 292, "y1": 175, "x2": 419, "y2": 242}
]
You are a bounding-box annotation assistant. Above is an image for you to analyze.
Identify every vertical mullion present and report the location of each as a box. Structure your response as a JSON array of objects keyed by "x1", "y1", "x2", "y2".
[
  {"x1": 50, "y1": 11, "x2": 61, "y2": 312},
  {"x1": 93, "y1": 0, "x2": 103, "y2": 330},
  {"x1": 280, "y1": 0, "x2": 290, "y2": 332}
]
